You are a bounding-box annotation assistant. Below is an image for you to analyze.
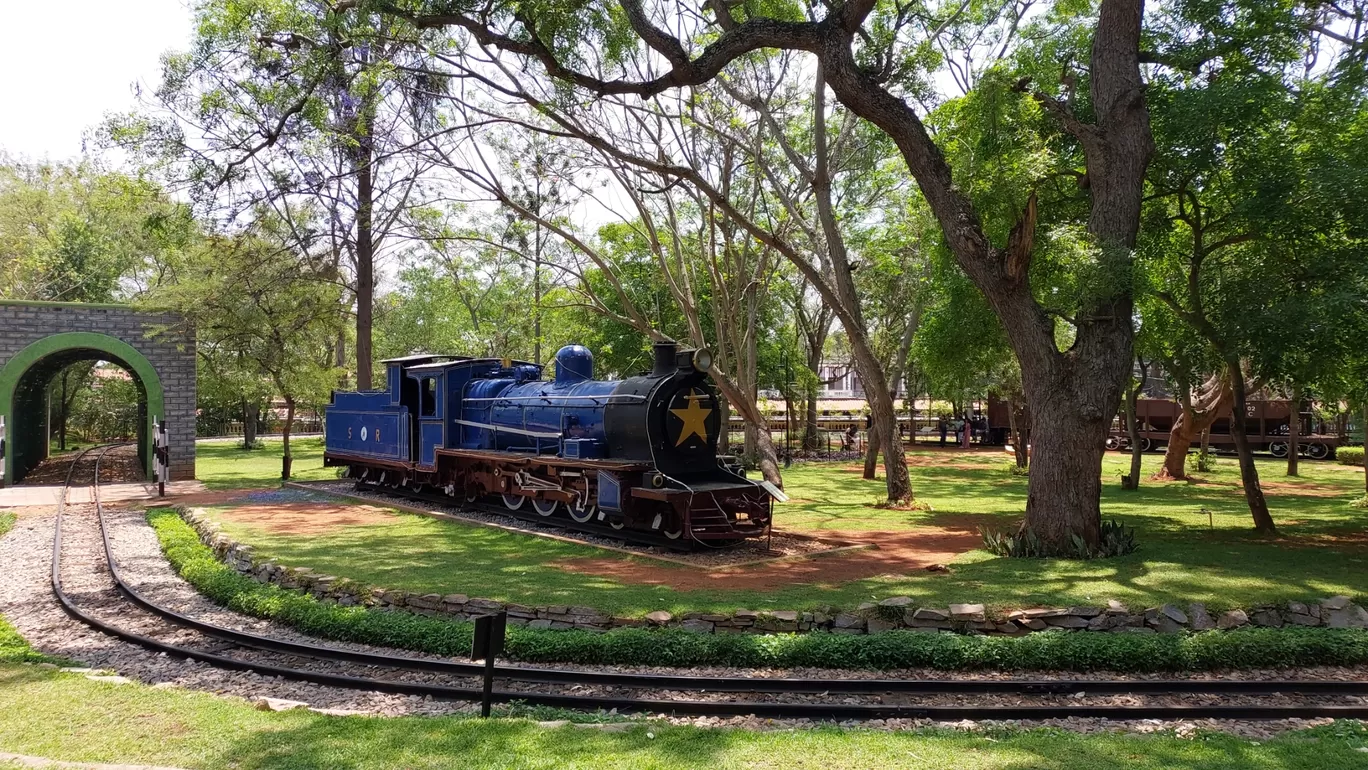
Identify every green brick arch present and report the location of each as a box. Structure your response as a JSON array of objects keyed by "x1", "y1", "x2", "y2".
[{"x1": 0, "y1": 332, "x2": 165, "y2": 484}]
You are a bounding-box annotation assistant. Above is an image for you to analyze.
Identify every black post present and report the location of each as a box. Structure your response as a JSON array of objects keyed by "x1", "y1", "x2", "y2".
[{"x1": 472, "y1": 612, "x2": 507, "y2": 718}]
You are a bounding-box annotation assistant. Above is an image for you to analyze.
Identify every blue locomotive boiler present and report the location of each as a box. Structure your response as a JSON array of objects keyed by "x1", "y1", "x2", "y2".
[{"x1": 324, "y1": 341, "x2": 774, "y2": 545}]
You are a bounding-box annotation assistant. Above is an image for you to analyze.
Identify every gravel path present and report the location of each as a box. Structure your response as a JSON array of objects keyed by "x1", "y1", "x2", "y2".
[{"x1": 1, "y1": 499, "x2": 1367, "y2": 739}]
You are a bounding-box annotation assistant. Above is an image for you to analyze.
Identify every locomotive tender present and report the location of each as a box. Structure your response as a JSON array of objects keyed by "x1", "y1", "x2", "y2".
[{"x1": 323, "y1": 341, "x2": 774, "y2": 544}]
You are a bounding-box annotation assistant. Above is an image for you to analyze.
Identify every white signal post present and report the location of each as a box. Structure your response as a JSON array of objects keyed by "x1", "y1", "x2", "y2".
[{"x1": 153, "y1": 418, "x2": 169, "y2": 497}]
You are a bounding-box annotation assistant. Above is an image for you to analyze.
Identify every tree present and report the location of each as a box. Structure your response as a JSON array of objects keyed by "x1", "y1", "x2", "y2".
[
  {"x1": 0, "y1": 158, "x2": 193, "y2": 302},
  {"x1": 107, "y1": 0, "x2": 445, "y2": 389},
  {"x1": 387, "y1": 0, "x2": 1155, "y2": 550},
  {"x1": 149, "y1": 218, "x2": 344, "y2": 479},
  {"x1": 1141, "y1": 0, "x2": 1368, "y2": 532}
]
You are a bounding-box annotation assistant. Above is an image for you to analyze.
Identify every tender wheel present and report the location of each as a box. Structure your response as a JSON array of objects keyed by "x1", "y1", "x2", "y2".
[
  {"x1": 569, "y1": 503, "x2": 596, "y2": 524},
  {"x1": 532, "y1": 498, "x2": 560, "y2": 517},
  {"x1": 1308, "y1": 443, "x2": 1329, "y2": 460},
  {"x1": 663, "y1": 525, "x2": 684, "y2": 540},
  {"x1": 502, "y1": 493, "x2": 525, "y2": 510},
  {"x1": 609, "y1": 518, "x2": 626, "y2": 531},
  {"x1": 1139, "y1": 437, "x2": 1152, "y2": 452},
  {"x1": 465, "y1": 487, "x2": 480, "y2": 503},
  {"x1": 1269, "y1": 441, "x2": 1289, "y2": 458},
  {"x1": 1105, "y1": 437, "x2": 1120, "y2": 451}
]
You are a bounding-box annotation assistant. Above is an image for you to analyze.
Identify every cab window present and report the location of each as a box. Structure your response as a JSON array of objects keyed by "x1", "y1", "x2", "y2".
[{"x1": 421, "y1": 377, "x2": 437, "y2": 417}]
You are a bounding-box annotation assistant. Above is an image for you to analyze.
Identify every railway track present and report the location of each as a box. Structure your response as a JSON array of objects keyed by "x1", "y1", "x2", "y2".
[{"x1": 49, "y1": 448, "x2": 1368, "y2": 721}]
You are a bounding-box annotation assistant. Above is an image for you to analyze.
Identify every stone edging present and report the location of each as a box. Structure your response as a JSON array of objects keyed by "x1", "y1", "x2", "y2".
[{"x1": 178, "y1": 507, "x2": 1368, "y2": 636}]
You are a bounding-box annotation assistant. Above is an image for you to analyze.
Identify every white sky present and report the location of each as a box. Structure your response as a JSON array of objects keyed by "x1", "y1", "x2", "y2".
[{"x1": 0, "y1": 0, "x2": 193, "y2": 163}]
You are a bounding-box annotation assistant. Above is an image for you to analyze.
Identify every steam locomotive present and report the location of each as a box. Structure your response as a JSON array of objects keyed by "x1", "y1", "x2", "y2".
[{"x1": 323, "y1": 341, "x2": 776, "y2": 545}]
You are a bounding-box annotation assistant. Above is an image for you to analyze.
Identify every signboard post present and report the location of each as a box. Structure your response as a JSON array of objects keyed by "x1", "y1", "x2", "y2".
[{"x1": 471, "y1": 611, "x2": 507, "y2": 718}]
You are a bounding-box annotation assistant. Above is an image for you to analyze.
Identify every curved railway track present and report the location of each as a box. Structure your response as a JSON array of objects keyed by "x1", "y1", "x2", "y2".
[{"x1": 49, "y1": 447, "x2": 1368, "y2": 721}]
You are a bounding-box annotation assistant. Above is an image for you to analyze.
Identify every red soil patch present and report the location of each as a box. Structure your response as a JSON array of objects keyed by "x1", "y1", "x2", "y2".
[
  {"x1": 163, "y1": 490, "x2": 258, "y2": 507},
  {"x1": 215, "y1": 502, "x2": 401, "y2": 535},
  {"x1": 549, "y1": 521, "x2": 985, "y2": 591}
]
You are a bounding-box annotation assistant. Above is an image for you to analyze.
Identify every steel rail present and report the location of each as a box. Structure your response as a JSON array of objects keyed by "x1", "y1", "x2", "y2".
[{"x1": 47, "y1": 450, "x2": 1368, "y2": 720}]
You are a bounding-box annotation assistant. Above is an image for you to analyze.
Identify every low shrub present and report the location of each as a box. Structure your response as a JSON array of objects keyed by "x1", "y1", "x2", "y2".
[
  {"x1": 1351, "y1": 495, "x2": 1368, "y2": 510},
  {"x1": 1336, "y1": 446, "x2": 1364, "y2": 466},
  {"x1": 980, "y1": 519, "x2": 1138, "y2": 560},
  {"x1": 1186, "y1": 451, "x2": 1217, "y2": 474},
  {"x1": 0, "y1": 512, "x2": 15, "y2": 539},
  {"x1": 999, "y1": 462, "x2": 1029, "y2": 477},
  {"x1": 147, "y1": 508, "x2": 1368, "y2": 673}
]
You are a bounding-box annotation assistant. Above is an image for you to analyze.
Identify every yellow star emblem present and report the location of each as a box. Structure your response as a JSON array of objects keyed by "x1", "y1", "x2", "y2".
[{"x1": 670, "y1": 391, "x2": 712, "y2": 446}]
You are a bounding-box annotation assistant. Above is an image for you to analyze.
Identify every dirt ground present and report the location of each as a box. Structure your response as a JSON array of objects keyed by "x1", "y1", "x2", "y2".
[
  {"x1": 550, "y1": 514, "x2": 990, "y2": 591},
  {"x1": 213, "y1": 501, "x2": 402, "y2": 534},
  {"x1": 188, "y1": 494, "x2": 985, "y2": 592},
  {"x1": 18, "y1": 443, "x2": 145, "y2": 485}
]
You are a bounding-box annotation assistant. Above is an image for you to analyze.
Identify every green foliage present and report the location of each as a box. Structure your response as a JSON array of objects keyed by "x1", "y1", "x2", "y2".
[
  {"x1": 981, "y1": 520, "x2": 1137, "y2": 560},
  {"x1": 1187, "y1": 451, "x2": 1218, "y2": 475},
  {"x1": 145, "y1": 220, "x2": 344, "y2": 441},
  {"x1": 0, "y1": 159, "x2": 194, "y2": 302},
  {"x1": 0, "y1": 512, "x2": 14, "y2": 538},
  {"x1": 1336, "y1": 447, "x2": 1365, "y2": 466},
  {"x1": 150, "y1": 506, "x2": 1368, "y2": 674},
  {"x1": 1350, "y1": 495, "x2": 1368, "y2": 510}
]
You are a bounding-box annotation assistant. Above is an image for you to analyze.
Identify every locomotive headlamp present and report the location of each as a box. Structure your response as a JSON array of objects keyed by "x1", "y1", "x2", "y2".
[{"x1": 691, "y1": 348, "x2": 713, "y2": 373}]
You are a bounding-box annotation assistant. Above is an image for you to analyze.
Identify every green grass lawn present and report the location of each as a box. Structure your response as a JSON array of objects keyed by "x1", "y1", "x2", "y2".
[
  {"x1": 196, "y1": 438, "x2": 336, "y2": 490},
  {"x1": 192, "y1": 442, "x2": 1368, "y2": 617},
  {"x1": 1, "y1": 664, "x2": 1366, "y2": 769}
]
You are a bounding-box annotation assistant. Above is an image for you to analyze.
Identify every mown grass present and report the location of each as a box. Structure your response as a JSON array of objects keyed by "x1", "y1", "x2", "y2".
[
  {"x1": 195, "y1": 438, "x2": 335, "y2": 490},
  {"x1": 1, "y1": 664, "x2": 1367, "y2": 769},
  {"x1": 149, "y1": 507, "x2": 1368, "y2": 671},
  {"x1": 194, "y1": 442, "x2": 1368, "y2": 616}
]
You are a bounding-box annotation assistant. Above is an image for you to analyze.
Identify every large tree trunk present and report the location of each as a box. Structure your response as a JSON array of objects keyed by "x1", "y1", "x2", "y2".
[
  {"x1": 1007, "y1": 396, "x2": 1029, "y2": 469},
  {"x1": 1157, "y1": 373, "x2": 1232, "y2": 480},
  {"x1": 1227, "y1": 360, "x2": 1275, "y2": 533},
  {"x1": 863, "y1": 419, "x2": 879, "y2": 478},
  {"x1": 243, "y1": 401, "x2": 260, "y2": 448},
  {"x1": 354, "y1": 100, "x2": 376, "y2": 391},
  {"x1": 281, "y1": 396, "x2": 295, "y2": 481},
  {"x1": 1287, "y1": 395, "x2": 1301, "y2": 476},
  {"x1": 1123, "y1": 386, "x2": 1142, "y2": 489},
  {"x1": 711, "y1": 375, "x2": 782, "y2": 487},
  {"x1": 803, "y1": 380, "x2": 821, "y2": 452},
  {"x1": 1022, "y1": 401, "x2": 1109, "y2": 546}
]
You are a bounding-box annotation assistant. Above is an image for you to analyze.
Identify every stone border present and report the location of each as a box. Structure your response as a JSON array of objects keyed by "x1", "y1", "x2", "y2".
[
  {"x1": 281, "y1": 480, "x2": 874, "y2": 570},
  {"x1": 178, "y1": 507, "x2": 1368, "y2": 636}
]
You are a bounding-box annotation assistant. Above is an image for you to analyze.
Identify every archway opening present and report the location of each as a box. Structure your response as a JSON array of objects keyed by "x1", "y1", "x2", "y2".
[
  {"x1": 10, "y1": 350, "x2": 150, "y2": 484},
  {"x1": 1, "y1": 331, "x2": 166, "y2": 487}
]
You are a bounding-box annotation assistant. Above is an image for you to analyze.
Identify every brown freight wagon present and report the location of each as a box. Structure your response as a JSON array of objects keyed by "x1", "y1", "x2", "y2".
[{"x1": 1105, "y1": 399, "x2": 1341, "y2": 459}]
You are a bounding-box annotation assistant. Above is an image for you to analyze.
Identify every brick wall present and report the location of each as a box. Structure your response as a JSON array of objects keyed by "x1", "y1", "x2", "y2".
[{"x1": 0, "y1": 302, "x2": 196, "y2": 480}]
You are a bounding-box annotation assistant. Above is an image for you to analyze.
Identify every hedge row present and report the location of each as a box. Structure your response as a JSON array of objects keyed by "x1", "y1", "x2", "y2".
[
  {"x1": 1337, "y1": 446, "x2": 1365, "y2": 466},
  {"x1": 148, "y1": 508, "x2": 1368, "y2": 673}
]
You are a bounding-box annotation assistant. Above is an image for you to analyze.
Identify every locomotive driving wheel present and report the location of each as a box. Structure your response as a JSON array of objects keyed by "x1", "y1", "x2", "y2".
[
  {"x1": 1309, "y1": 443, "x2": 1330, "y2": 460},
  {"x1": 532, "y1": 497, "x2": 560, "y2": 517},
  {"x1": 502, "y1": 493, "x2": 525, "y2": 510},
  {"x1": 568, "y1": 503, "x2": 596, "y2": 524},
  {"x1": 1270, "y1": 441, "x2": 1289, "y2": 458}
]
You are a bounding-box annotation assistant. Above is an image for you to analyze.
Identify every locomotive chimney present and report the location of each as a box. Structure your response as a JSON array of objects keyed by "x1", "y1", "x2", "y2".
[{"x1": 652, "y1": 340, "x2": 678, "y2": 376}]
